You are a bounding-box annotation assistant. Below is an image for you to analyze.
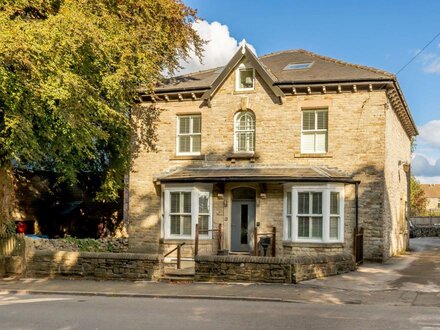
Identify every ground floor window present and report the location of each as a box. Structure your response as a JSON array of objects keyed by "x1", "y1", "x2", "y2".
[
  {"x1": 284, "y1": 184, "x2": 344, "y2": 243},
  {"x1": 163, "y1": 185, "x2": 212, "y2": 239}
]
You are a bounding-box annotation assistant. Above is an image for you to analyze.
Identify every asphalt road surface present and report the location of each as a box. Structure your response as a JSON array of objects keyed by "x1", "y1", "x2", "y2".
[{"x1": 1, "y1": 293, "x2": 439, "y2": 330}]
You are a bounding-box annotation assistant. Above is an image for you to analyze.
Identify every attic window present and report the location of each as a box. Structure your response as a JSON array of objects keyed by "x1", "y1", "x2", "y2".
[
  {"x1": 236, "y1": 63, "x2": 255, "y2": 91},
  {"x1": 283, "y1": 62, "x2": 314, "y2": 70}
]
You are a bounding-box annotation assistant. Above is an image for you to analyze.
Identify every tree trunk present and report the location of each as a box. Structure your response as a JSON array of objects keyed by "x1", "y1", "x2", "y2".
[{"x1": 0, "y1": 163, "x2": 15, "y2": 236}]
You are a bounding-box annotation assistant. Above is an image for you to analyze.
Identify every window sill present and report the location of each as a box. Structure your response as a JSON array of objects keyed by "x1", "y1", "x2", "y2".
[
  {"x1": 233, "y1": 90, "x2": 255, "y2": 94},
  {"x1": 282, "y1": 241, "x2": 344, "y2": 248},
  {"x1": 226, "y1": 152, "x2": 259, "y2": 161},
  {"x1": 294, "y1": 153, "x2": 333, "y2": 158},
  {"x1": 162, "y1": 238, "x2": 212, "y2": 243},
  {"x1": 170, "y1": 155, "x2": 205, "y2": 161}
]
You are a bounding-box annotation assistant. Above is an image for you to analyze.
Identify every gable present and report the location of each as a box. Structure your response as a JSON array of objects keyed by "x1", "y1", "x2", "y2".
[{"x1": 201, "y1": 43, "x2": 284, "y2": 103}]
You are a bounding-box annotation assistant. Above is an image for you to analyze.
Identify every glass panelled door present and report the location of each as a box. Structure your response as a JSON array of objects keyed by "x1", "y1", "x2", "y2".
[{"x1": 231, "y1": 201, "x2": 255, "y2": 252}]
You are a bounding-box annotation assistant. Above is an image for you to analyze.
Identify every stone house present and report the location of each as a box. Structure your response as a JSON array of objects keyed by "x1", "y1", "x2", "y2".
[
  {"x1": 421, "y1": 184, "x2": 440, "y2": 214},
  {"x1": 128, "y1": 43, "x2": 417, "y2": 263}
]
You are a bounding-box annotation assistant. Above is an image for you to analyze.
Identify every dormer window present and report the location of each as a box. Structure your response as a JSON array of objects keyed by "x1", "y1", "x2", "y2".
[{"x1": 236, "y1": 63, "x2": 255, "y2": 91}]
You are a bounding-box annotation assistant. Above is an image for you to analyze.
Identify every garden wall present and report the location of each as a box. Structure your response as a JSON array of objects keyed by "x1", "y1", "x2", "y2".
[
  {"x1": 25, "y1": 251, "x2": 162, "y2": 280},
  {"x1": 195, "y1": 253, "x2": 356, "y2": 283},
  {"x1": 411, "y1": 227, "x2": 440, "y2": 238}
]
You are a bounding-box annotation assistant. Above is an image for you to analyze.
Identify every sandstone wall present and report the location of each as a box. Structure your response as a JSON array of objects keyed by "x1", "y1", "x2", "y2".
[
  {"x1": 25, "y1": 251, "x2": 162, "y2": 280},
  {"x1": 130, "y1": 64, "x2": 410, "y2": 261},
  {"x1": 195, "y1": 253, "x2": 356, "y2": 283},
  {"x1": 383, "y1": 100, "x2": 412, "y2": 260}
]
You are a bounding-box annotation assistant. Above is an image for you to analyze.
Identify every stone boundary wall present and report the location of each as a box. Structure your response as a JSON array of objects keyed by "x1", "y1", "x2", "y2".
[
  {"x1": 26, "y1": 237, "x2": 129, "y2": 253},
  {"x1": 411, "y1": 227, "x2": 440, "y2": 238},
  {"x1": 195, "y1": 253, "x2": 356, "y2": 283},
  {"x1": 411, "y1": 217, "x2": 440, "y2": 227},
  {"x1": 25, "y1": 251, "x2": 162, "y2": 280}
]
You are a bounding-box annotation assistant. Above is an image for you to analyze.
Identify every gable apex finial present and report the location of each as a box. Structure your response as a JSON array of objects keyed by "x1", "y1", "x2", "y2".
[{"x1": 240, "y1": 39, "x2": 246, "y2": 54}]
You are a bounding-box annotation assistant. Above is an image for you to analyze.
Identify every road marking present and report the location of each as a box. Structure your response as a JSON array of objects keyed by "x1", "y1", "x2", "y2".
[{"x1": 0, "y1": 296, "x2": 73, "y2": 306}]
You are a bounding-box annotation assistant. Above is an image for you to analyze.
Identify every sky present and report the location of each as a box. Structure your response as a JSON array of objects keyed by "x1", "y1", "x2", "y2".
[{"x1": 180, "y1": 0, "x2": 440, "y2": 183}]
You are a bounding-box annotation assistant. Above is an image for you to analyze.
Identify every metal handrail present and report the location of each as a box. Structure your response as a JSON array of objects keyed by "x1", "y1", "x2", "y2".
[
  {"x1": 194, "y1": 224, "x2": 222, "y2": 257},
  {"x1": 163, "y1": 242, "x2": 186, "y2": 269}
]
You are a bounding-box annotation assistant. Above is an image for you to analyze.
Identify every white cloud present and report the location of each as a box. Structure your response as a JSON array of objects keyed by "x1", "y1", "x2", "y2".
[
  {"x1": 413, "y1": 120, "x2": 440, "y2": 180},
  {"x1": 176, "y1": 20, "x2": 256, "y2": 75},
  {"x1": 421, "y1": 50, "x2": 440, "y2": 74},
  {"x1": 416, "y1": 176, "x2": 440, "y2": 184},
  {"x1": 412, "y1": 155, "x2": 440, "y2": 177},
  {"x1": 418, "y1": 120, "x2": 440, "y2": 148}
]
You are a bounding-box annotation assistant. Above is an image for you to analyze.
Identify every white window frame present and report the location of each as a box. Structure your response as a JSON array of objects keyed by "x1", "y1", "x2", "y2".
[
  {"x1": 163, "y1": 184, "x2": 212, "y2": 240},
  {"x1": 234, "y1": 111, "x2": 256, "y2": 153},
  {"x1": 301, "y1": 109, "x2": 328, "y2": 154},
  {"x1": 283, "y1": 183, "x2": 344, "y2": 243},
  {"x1": 235, "y1": 63, "x2": 255, "y2": 91},
  {"x1": 176, "y1": 115, "x2": 201, "y2": 156}
]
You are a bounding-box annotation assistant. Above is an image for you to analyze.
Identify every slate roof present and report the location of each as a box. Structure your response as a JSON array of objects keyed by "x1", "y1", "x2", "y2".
[
  {"x1": 156, "y1": 49, "x2": 394, "y2": 92},
  {"x1": 157, "y1": 166, "x2": 355, "y2": 183},
  {"x1": 421, "y1": 184, "x2": 440, "y2": 198}
]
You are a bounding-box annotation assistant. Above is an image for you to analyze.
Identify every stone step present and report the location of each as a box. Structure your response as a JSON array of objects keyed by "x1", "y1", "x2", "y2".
[
  {"x1": 164, "y1": 266, "x2": 195, "y2": 276},
  {"x1": 160, "y1": 266, "x2": 195, "y2": 282},
  {"x1": 159, "y1": 275, "x2": 194, "y2": 283}
]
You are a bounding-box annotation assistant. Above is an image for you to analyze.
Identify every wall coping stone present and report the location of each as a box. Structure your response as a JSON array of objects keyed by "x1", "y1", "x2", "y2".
[
  {"x1": 195, "y1": 252, "x2": 353, "y2": 265},
  {"x1": 27, "y1": 250, "x2": 161, "y2": 261}
]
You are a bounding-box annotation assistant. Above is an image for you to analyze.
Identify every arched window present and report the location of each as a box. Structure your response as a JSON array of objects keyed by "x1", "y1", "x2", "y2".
[{"x1": 234, "y1": 111, "x2": 255, "y2": 153}]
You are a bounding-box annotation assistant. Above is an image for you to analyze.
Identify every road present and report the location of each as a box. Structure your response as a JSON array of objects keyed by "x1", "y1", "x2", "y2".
[
  {"x1": 1, "y1": 293, "x2": 440, "y2": 330},
  {"x1": 1, "y1": 238, "x2": 440, "y2": 329}
]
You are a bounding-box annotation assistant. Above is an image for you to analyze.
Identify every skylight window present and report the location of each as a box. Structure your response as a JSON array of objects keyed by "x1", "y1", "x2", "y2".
[{"x1": 283, "y1": 62, "x2": 314, "y2": 70}]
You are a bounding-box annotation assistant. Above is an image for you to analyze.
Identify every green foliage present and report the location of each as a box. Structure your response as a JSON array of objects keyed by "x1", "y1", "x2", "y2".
[
  {"x1": 0, "y1": 0, "x2": 203, "y2": 204},
  {"x1": 410, "y1": 176, "x2": 427, "y2": 216}
]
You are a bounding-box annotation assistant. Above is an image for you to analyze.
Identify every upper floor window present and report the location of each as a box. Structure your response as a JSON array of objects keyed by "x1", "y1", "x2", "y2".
[
  {"x1": 234, "y1": 111, "x2": 255, "y2": 153},
  {"x1": 235, "y1": 63, "x2": 255, "y2": 91},
  {"x1": 301, "y1": 109, "x2": 328, "y2": 154},
  {"x1": 176, "y1": 115, "x2": 201, "y2": 155}
]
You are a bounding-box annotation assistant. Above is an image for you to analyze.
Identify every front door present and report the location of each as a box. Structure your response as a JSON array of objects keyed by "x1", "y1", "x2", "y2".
[{"x1": 231, "y1": 201, "x2": 255, "y2": 252}]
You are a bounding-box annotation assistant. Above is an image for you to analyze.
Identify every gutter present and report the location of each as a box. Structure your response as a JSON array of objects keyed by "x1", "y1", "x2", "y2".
[{"x1": 158, "y1": 176, "x2": 361, "y2": 184}]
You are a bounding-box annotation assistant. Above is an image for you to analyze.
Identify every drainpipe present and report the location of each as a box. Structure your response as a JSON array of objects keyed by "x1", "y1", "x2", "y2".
[{"x1": 355, "y1": 182, "x2": 359, "y2": 233}]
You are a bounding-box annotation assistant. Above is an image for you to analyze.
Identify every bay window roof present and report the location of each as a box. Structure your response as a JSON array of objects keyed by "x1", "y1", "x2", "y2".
[{"x1": 156, "y1": 166, "x2": 356, "y2": 184}]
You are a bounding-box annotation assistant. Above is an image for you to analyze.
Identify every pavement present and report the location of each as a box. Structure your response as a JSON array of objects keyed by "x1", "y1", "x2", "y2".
[{"x1": 1, "y1": 237, "x2": 439, "y2": 307}]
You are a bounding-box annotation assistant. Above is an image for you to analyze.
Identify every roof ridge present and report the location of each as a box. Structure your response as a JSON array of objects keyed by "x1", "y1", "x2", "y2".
[{"x1": 259, "y1": 49, "x2": 303, "y2": 59}]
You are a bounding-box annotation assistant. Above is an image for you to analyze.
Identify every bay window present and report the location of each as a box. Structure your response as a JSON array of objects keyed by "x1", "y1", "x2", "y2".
[
  {"x1": 284, "y1": 184, "x2": 344, "y2": 243},
  {"x1": 163, "y1": 185, "x2": 212, "y2": 239}
]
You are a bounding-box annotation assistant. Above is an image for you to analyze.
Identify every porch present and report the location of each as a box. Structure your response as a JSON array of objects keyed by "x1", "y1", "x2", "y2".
[{"x1": 156, "y1": 166, "x2": 363, "y2": 281}]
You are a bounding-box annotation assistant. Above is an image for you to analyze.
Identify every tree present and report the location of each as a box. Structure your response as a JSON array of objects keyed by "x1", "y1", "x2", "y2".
[
  {"x1": 410, "y1": 176, "x2": 427, "y2": 216},
  {"x1": 0, "y1": 0, "x2": 203, "y2": 235}
]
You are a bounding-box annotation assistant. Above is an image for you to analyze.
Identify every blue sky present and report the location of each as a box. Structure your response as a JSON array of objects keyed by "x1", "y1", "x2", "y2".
[{"x1": 182, "y1": 0, "x2": 440, "y2": 182}]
